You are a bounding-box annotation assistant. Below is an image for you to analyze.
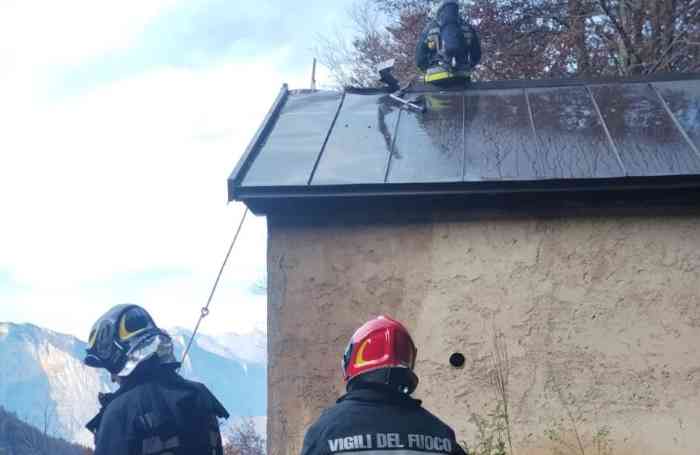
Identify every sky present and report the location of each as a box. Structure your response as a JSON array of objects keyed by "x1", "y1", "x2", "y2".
[{"x1": 0, "y1": 0, "x2": 356, "y2": 339}]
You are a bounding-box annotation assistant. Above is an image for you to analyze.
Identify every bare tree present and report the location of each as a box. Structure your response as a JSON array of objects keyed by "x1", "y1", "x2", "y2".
[
  {"x1": 593, "y1": 0, "x2": 700, "y2": 75},
  {"x1": 315, "y1": 0, "x2": 700, "y2": 87},
  {"x1": 315, "y1": 0, "x2": 398, "y2": 87},
  {"x1": 224, "y1": 418, "x2": 266, "y2": 455},
  {"x1": 14, "y1": 403, "x2": 56, "y2": 455}
]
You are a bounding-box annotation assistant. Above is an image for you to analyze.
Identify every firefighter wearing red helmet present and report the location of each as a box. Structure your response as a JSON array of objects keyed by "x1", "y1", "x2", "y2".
[{"x1": 300, "y1": 316, "x2": 468, "y2": 455}]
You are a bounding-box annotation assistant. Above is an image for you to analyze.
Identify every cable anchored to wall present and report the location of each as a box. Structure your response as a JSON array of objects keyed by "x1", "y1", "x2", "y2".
[{"x1": 180, "y1": 207, "x2": 250, "y2": 366}]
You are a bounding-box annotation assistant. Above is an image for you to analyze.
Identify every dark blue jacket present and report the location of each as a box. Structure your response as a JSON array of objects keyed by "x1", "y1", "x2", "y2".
[
  {"x1": 301, "y1": 384, "x2": 467, "y2": 455},
  {"x1": 87, "y1": 364, "x2": 228, "y2": 455}
]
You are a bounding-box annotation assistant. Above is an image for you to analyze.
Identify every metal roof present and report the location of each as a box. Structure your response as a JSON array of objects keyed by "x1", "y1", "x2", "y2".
[{"x1": 228, "y1": 74, "x2": 700, "y2": 215}]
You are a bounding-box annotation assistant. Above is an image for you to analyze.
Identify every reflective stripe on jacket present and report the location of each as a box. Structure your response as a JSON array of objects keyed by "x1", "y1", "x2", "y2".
[{"x1": 300, "y1": 385, "x2": 468, "y2": 455}]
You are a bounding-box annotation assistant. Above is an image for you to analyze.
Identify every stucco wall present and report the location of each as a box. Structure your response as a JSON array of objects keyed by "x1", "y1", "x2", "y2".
[{"x1": 267, "y1": 211, "x2": 700, "y2": 455}]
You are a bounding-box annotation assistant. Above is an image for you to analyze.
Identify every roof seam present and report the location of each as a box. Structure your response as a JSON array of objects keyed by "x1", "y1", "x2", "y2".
[
  {"x1": 461, "y1": 92, "x2": 467, "y2": 181},
  {"x1": 383, "y1": 108, "x2": 403, "y2": 183},
  {"x1": 307, "y1": 91, "x2": 347, "y2": 186},
  {"x1": 524, "y1": 89, "x2": 538, "y2": 136},
  {"x1": 524, "y1": 88, "x2": 541, "y2": 177},
  {"x1": 586, "y1": 85, "x2": 628, "y2": 177},
  {"x1": 650, "y1": 83, "x2": 700, "y2": 162},
  {"x1": 524, "y1": 88, "x2": 537, "y2": 138}
]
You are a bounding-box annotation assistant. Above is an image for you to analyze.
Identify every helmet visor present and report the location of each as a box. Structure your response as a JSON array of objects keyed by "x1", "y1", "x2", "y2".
[
  {"x1": 84, "y1": 353, "x2": 105, "y2": 369},
  {"x1": 393, "y1": 329, "x2": 416, "y2": 370}
]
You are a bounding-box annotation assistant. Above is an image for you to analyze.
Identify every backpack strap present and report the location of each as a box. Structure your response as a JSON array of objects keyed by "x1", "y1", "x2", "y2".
[
  {"x1": 133, "y1": 383, "x2": 182, "y2": 455},
  {"x1": 135, "y1": 380, "x2": 226, "y2": 455}
]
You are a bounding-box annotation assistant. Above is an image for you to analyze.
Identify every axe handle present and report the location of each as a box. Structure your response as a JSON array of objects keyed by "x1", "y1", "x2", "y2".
[{"x1": 389, "y1": 94, "x2": 425, "y2": 113}]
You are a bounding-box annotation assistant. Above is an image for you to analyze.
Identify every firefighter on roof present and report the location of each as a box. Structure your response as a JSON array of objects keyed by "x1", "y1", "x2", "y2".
[
  {"x1": 300, "y1": 315, "x2": 469, "y2": 455},
  {"x1": 84, "y1": 304, "x2": 229, "y2": 455},
  {"x1": 416, "y1": 0, "x2": 481, "y2": 85}
]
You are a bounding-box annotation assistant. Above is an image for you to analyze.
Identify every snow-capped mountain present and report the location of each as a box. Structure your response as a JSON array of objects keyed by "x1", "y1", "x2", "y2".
[
  {"x1": 0, "y1": 322, "x2": 266, "y2": 446},
  {"x1": 169, "y1": 327, "x2": 267, "y2": 366},
  {"x1": 169, "y1": 327, "x2": 266, "y2": 418}
]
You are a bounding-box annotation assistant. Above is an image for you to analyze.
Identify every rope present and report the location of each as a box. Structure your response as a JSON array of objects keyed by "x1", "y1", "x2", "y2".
[{"x1": 180, "y1": 207, "x2": 249, "y2": 365}]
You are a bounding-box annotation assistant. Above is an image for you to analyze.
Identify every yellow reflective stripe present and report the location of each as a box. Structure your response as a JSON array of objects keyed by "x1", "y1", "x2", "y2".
[
  {"x1": 425, "y1": 71, "x2": 449, "y2": 82},
  {"x1": 87, "y1": 330, "x2": 97, "y2": 349},
  {"x1": 424, "y1": 70, "x2": 471, "y2": 83},
  {"x1": 354, "y1": 339, "x2": 372, "y2": 367},
  {"x1": 119, "y1": 315, "x2": 146, "y2": 341}
]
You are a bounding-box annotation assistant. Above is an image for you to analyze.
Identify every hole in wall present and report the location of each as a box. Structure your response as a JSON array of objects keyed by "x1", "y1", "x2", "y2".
[{"x1": 449, "y1": 353, "x2": 466, "y2": 369}]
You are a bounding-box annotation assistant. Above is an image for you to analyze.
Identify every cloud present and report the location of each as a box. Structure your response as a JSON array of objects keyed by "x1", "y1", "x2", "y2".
[
  {"x1": 46, "y1": 0, "x2": 355, "y2": 98},
  {"x1": 0, "y1": 270, "x2": 16, "y2": 294},
  {"x1": 0, "y1": 58, "x2": 285, "y2": 335},
  {"x1": 0, "y1": 0, "x2": 356, "y2": 338},
  {"x1": 0, "y1": 0, "x2": 177, "y2": 69}
]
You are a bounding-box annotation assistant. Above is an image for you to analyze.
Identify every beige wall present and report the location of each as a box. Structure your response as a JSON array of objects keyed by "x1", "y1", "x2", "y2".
[{"x1": 267, "y1": 211, "x2": 700, "y2": 455}]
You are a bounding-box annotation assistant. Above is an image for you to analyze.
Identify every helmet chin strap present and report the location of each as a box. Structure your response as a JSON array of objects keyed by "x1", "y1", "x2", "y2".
[
  {"x1": 383, "y1": 367, "x2": 409, "y2": 393},
  {"x1": 387, "y1": 368, "x2": 413, "y2": 394}
]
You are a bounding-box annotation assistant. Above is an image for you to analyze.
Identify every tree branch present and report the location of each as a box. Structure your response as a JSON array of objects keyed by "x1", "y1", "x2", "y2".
[{"x1": 596, "y1": 0, "x2": 644, "y2": 72}]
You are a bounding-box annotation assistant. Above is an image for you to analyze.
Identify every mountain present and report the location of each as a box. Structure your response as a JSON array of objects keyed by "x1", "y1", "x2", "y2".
[
  {"x1": 0, "y1": 322, "x2": 266, "y2": 446},
  {"x1": 169, "y1": 328, "x2": 267, "y2": 419},
  {"x1": 0, "y1": 323, "x2": 110, "y2": 446},
  {"x1": 177, "y1": 328, "x2": 267, "y2": 365}
]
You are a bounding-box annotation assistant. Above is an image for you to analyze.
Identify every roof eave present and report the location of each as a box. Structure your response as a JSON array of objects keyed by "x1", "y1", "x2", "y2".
[{"x1": 233, "y1": 175, "x2": 700, "y2": 216}]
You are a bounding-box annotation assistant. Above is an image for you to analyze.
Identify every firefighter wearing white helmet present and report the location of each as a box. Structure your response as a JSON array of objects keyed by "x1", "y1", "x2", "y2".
[{"x1": 416, "y1": 0, "x2": 481, "y2": 84}]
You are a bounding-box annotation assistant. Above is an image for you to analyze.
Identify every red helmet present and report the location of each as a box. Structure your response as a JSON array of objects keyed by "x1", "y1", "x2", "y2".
[{"x1": 342, "y1": 316, "x2": 418, "y2": 393}]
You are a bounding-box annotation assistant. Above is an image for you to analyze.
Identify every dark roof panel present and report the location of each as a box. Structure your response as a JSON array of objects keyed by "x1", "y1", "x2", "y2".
[
  {"x1": 388, "y1": 92, "x2": 465, "y2": 183},
  {"x1": 242, "y1": 91, "x2": 342, "y2": 187},
  {"x1": 311, "y1": 94, "x2": 400, "y2": 185},
  {"x1": 228, "y1": 74, "x2": 700, "y2": 213},
  {"x1": 590, "y1": 83, "x2": 700, "y2": 176},
  {"x1": 527, "y1": 86, "x2": 625, "y2": 178},
  {"x1": 654, "y1": 80, "x2": 700, "y2": 155},
  {"x1": 463, "y1": 88, "x2": 539, "y2": 180}
]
